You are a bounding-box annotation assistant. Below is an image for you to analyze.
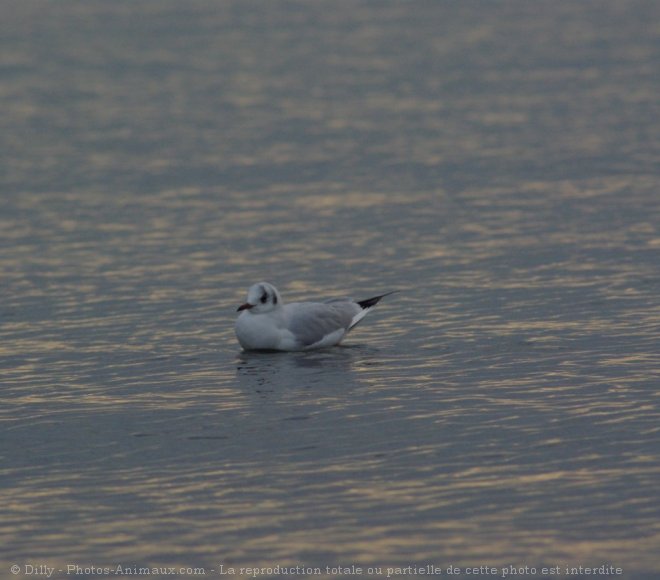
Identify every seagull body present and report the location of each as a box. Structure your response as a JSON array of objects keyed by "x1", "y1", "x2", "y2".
[{"x1": 235, "y1": 282, "x2": 396, "y2": 351}]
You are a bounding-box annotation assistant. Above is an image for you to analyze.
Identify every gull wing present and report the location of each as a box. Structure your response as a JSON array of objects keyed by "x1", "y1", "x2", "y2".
[{"x1": 285, "y1": 302, "x2": 359, "y2": 349}]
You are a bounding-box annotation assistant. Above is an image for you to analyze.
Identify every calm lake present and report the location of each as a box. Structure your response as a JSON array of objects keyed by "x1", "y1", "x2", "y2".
[{"x1": 1, "y1": 1, "x2": 659, "y2": 579}]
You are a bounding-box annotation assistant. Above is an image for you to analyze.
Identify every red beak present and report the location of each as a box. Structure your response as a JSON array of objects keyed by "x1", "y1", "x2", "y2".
[{"x1": 237, "y1": 303, "x2": 254, "y2": 312}]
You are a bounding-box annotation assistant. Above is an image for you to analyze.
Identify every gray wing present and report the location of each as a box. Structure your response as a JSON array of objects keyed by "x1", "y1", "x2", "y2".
[{"x1": 285, "y1": 302, "x2": 359, "y2": 348}]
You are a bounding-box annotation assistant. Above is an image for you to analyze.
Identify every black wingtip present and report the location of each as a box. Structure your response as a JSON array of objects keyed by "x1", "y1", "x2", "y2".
[{"x1": 357, "y1": 290, "x2": 399, "y2": 310}]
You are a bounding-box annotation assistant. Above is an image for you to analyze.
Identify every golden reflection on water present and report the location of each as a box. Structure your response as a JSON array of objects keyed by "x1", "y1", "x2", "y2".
[{"x1": 3, "y1": 457, "x2": 659, "y2": 572}]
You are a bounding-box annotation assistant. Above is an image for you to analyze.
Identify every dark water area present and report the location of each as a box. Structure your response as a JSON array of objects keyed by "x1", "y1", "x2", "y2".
[{"x1": 1, "y1": 1, "x2": 659, "y2": 579}]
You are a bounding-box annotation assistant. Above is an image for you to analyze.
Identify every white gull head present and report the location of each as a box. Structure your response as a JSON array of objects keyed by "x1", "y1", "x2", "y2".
[{"x1": 236, "y1": 282, "x2": 282, "y2": 315}]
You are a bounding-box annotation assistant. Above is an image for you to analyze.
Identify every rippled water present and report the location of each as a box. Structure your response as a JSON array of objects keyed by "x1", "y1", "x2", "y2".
[{"x1": 1, "y1": 1, "x2": 659, "y2": 579}]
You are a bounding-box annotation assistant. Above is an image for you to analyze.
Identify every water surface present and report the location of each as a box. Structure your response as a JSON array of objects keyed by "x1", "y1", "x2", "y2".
[{"x1": 1, "y1": 1, "x2": 659, "y2": 579}]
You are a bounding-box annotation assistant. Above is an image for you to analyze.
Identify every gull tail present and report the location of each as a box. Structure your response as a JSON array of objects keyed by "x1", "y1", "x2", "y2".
[
  {"x1": 349, "y1": 290, "x2": 399, "y2": 330},
  {"x1": 357, "y1": 290, "x2": 399, "y2": 310}
]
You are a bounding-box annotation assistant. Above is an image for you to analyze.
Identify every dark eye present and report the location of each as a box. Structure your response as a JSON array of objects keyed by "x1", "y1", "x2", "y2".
[
  {"x1": 260, "y1": 291, "x2": 268, "y2": 304},
  {"x1": 272, "y1": 294, "x2": 278, "y2": 305}
]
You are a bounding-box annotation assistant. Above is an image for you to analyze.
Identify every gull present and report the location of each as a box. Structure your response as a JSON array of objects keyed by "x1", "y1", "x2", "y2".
[{"x1": 235, "y1": 282, "x2": 397, "y2": 351}]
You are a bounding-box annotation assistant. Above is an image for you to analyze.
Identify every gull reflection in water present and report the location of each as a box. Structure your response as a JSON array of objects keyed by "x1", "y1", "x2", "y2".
[{"x1": 234, "y1": 344, "x2": 379, "y2": 393}]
